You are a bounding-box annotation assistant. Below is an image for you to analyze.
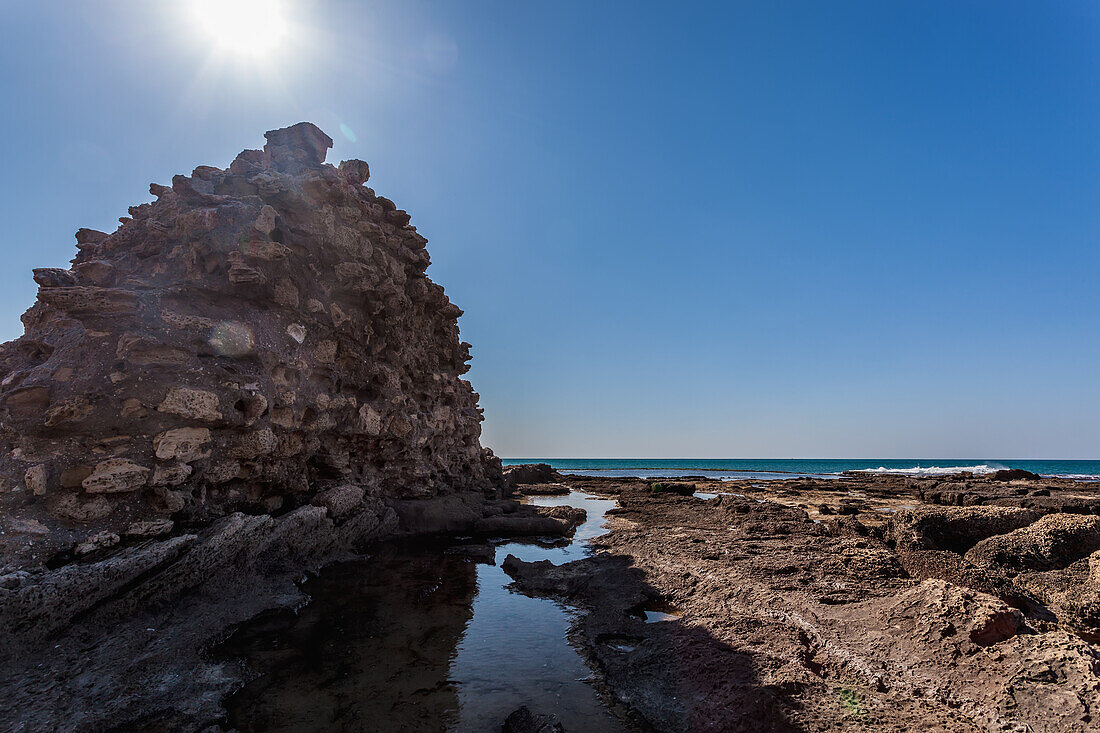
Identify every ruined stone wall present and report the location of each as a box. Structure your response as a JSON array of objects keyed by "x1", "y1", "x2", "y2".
[{"x1": 0, "y1": 123, "x2": 501, "y2": 569}]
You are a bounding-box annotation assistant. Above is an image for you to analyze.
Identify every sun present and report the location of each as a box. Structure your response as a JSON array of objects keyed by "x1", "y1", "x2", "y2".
[{"x1": 191, "y1": 0, "x2": 289, "y2": 58}]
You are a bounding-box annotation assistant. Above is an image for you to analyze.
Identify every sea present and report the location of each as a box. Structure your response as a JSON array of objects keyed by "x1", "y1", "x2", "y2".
[{"x1": 501, "y1": 458, "x2": 1100, "y2": 482}]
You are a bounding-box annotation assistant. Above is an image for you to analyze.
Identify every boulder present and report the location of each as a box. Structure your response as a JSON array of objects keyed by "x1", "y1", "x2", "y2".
[
  {"x1": 965, "y1": 514, "x2": 1100, "y2": 574},
  {"x1": 503, "y1": 463, "x2": 560, "y2": 486},
  {"x1": 650, "y1": 481, "x2": 695, "y2": 496},
  {"x1": 989, "y1": 468, "x2": 1043, "y2": 481}
]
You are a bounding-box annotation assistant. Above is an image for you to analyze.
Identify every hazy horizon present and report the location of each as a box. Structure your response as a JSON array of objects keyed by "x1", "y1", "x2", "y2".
[{"x1": 1, "y1": 1, "x2": 1097, "y2": 459}]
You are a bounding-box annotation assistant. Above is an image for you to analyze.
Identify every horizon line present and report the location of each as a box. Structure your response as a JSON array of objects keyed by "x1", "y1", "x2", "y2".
[{"x1": 499, "y1": 456, "x2": 1100, "y2": 461}]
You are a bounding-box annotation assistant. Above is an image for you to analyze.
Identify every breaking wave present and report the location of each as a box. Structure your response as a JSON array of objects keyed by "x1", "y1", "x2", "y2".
[{"x1": 855, "y1": 464, "x2": 1000, "y2": 477}]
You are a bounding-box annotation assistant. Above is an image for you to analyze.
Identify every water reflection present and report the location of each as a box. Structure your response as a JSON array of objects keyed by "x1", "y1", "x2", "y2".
[
  {"x1": 449, "y1": 493, "x2": 624, "y2": 731},
  {"x1": 220, "y1": 493, "x2": 628, "y2": 732},
  {"x1": 221, "y1": 547, "x2": 474, "y2": 732}
]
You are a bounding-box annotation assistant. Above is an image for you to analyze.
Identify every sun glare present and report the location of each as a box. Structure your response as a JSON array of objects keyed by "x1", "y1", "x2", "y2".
[{"x1": 192, "y1": 0, "x2": 289, "y2": 58}]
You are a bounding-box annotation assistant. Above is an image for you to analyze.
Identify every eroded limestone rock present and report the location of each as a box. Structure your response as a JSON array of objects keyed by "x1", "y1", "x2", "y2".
[{"x1": 0, "y1": 122, "x2": 502, "y2": 570}]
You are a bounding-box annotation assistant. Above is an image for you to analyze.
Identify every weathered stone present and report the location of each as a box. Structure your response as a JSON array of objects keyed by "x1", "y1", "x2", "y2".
[
  {"x1": 49, "y1": 494, "x2": 112, "y2": 522},
  {"x1": 33, "y1": 268, "x2": 77, "y2": 287},
  {"x1": 150, "y1": 461, "x2": 193, "y2": 487},
  {"x1": 358, "y1": 404, "x2": 383, "y2": 436},
  {"x1": 313, "y1": 340, "x2": 337, "y2": 363},
  {"x1": 82, "y1": 459, "x2": 150, "y2": 494},
  {"x1": 236, "y1": 393, "x2": 268, "y2": 426},
  {"x1": 74, "y1": 227, "x2": 108, "y2": 249},
  {"x1": 116, "y1": 335, "x2": 189, "y2": 366},
  {"x1": 0, "y1": 122, "x2": 502, "y2": 569},
  {"x1": 253, "y1": 205, "x2": 277, "y2": 235},
  {"x1": 230, "y1": 428, "x2": 278, "y2": 459},
  {"x1": 72, "y1": 259, "x2": 114, "y2": 284},
  {"x1": 123, "y1": 519, "x2": 174, "y2": 538},
  {"x1": 503, "y1": 463, "x2": 561, "y2": 487},
  {"x1": 24, "y1": 464, "x2": 48, "y2": 496},
  {"x1": 273, "y1": 278, "x2": 299, "y2": 308},
  {"x1": 239, "y1": 238, "x2": 289, "y2": 261},
  {"x1": 43, "y1": 397, "x2": 93, "y2": 427},
  {"x1": 264, "y1": 122, "x2": 333, "y2": 166},
  {"x1": 204, "y1": 460, "x2": 241, "y2": 484},
  {"x1": 157, "y1": 388, "x2": 221, "y2": 422},
  {"x1": 153, "y1": 427, "x2": 211, "y2": 462},
  {"x1": 37, "y1": 286, "x2": 137, "y2": 315},
  {"x1": 339, "y1": 158, "x2": 370, "y2": 184},
  {"x1": 965, "y1": 514, "x2": 1100, "y2": 573},
  {"x1": 74, "y1": 531, "x2": 120, "y2": 557},
  {"x1": 311, "y1": 484, "x2": 365, "y2": 519}
]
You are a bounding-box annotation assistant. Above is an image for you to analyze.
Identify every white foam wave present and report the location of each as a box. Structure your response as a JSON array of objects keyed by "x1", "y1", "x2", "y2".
[{"x1": 855, "y1": 464, "x2": 999, "y2": 477}]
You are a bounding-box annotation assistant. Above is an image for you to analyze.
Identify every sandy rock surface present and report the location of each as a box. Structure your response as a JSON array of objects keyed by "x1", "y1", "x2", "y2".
[{"x1": 505, "y1": 473, "x2": 1100, "y2": 732}]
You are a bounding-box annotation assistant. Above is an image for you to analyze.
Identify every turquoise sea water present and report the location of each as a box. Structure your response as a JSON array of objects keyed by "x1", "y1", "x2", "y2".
[{"x1": 502, "y1": 458, "x2": 1100, "y2": 481}]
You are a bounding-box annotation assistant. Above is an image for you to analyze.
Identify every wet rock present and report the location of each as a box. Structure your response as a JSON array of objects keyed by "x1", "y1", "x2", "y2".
[
  {"x1": 502, "y1": 705, "x2": 565, "y2": 733},
  {"x1": 503, "y1": 463, "x2": 560, "y2": 486},
  {"x1": 649, "y1": 481, "x2": 695, "y2": 496},
  {"x1": 473, "y1": 504, "x2": 586, "y2": 536},
  {"x1": 446, "y1": 543, "x2": 496, "y2": 564},
  {"x1": 990, "y1": 468, "x2": 1043, "y2": 481},
  {"x1": 515, "y1": 482, "x2": 570, "y2": 496}
]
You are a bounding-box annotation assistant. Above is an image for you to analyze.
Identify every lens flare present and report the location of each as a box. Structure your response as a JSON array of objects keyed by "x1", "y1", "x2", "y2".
[
  {"x1": 209, "y1": 321, "x2": 255, "y2": 357},
  {"x1": 192, "y1": 0, "x2": 288, "y2": 57}
]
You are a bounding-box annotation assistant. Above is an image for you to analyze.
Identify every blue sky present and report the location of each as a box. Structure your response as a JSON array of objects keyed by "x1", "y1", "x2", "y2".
[{"x1": 0, "y1": 1, "x2": 1097, "y2": 458}]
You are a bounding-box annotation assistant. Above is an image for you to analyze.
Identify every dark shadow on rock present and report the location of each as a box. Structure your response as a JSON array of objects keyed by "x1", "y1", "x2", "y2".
[
  {"x1": 502, "y1": 552, "x2": 802, "y2": 733},
  {"x1": 217, "y1": 543, "x2": 477, "y2": 732}
]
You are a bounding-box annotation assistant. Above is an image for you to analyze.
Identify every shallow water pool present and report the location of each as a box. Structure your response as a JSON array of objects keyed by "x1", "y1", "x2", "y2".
[{"x1": 220, "y1": 493, "x2": 627, "y2": 732}]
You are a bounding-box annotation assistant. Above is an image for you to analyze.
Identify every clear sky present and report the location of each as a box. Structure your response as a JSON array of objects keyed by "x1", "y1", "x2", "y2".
[{"x1": 0, "y1": 1, "x2": 1097, "y2": 459}]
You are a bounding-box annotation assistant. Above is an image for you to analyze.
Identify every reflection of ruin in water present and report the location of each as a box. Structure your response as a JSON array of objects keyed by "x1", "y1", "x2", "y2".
[
  {"x1": 220, "y1": 547, "x2": 475, "y2": 731},
  {"x1": 220, "y1": 493, "x2": 628, "y2": 732}
]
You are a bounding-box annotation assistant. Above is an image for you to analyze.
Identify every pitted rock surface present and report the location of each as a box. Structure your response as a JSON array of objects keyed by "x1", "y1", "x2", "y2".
[{"x1": 0, "y1": 122, "x2": 501, "y2": 570}]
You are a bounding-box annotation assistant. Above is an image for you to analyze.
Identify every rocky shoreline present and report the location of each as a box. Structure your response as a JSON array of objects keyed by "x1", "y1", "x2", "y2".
[
  {"x1": 4, "y1": 465, "x2": 1099, "y2": 731},
  {"x1": 0, "y1": 489, "x2": 584, "y2": 731},
  {"x1": 0, "y1": 122, "x2": 1096, "y2": 731},
  {"x1": 0, "y1": 124, "x2": 585, "y2": 731},
  {"x1": 504, "y1": 470, "x2": 1100, "y2": 732}
]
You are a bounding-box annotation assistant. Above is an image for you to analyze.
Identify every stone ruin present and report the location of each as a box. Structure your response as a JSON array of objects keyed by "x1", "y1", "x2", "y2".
[{"x1": 0, "y1": 122, "x2": 502, "y2": 570}]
